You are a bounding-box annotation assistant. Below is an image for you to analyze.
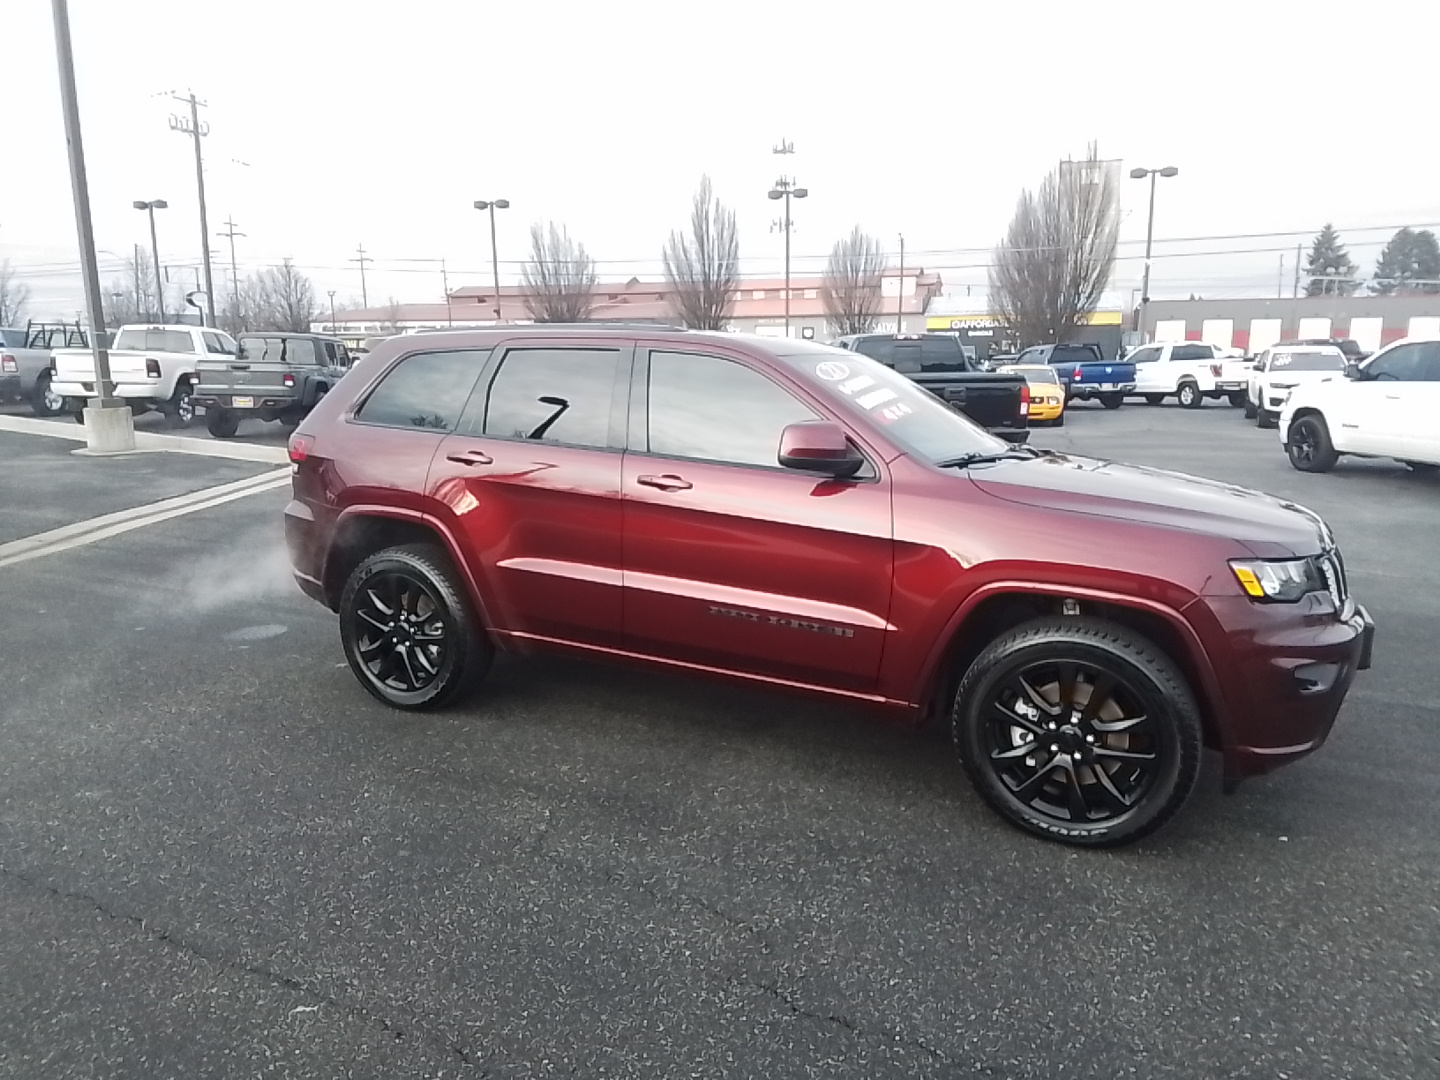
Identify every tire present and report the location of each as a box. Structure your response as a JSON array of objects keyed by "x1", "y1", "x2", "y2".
[
  {"x1": 1243, "y1": 398, "x2": 1257, "y2": 420},
  {"x1": 339, "y1": 543, "x2": 492, "y2": 710},
  {"x1": 1177, "y1": 382, "x2": 1202, "y2": 409},
  {"x1": 1099, "y1": 393, "x2": 1124, "y2": 410},
  {"x1": 952, "y1": 617, "x2": 1202, "y2": 847},
  {"x1": 162, "y1": 380, "x2": 196, "y2": 428},
  {"x1": 1404, "y1": 461, "x2": 1439, "y2": 474},
  {"x1": 206, "y1": 408, "x2": 240, "y2": 438},
  {"x1": 31, "y1": 373, "x2": 67, "y2": 418},
  {"x1": 1052, "y1": 411, "x2": 1065, "y2": 428},
  {"x1": 1256, "y1": 408, "x2": 1277, "y2": 430},
  {"x1": 1286, "y1": 414, "x2": 1339, "y2": 473},
  {"x1": 1143, "y1": 394, "x2": 1166, "y2": 406},
  {"x1": 1227, "y1": 391, "x2": 1247, "y2": 408}
]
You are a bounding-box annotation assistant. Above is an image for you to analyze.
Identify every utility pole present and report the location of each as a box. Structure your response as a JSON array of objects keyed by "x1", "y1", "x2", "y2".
[
  {"x1": 217, "y1": 216, "x2": 245, "y2": 318},
  {"x1": 1278, "y1": 253, "x2": 1284, "y2": 299},
  {"x1": 1292, "y1": 243, "x2": 1302, "y2": 299},
  {"x1": 351, "y1": 244, "x2": 372, "y2": 308},
  {"x1": 168, "y1": 92, "x2": 215, "y2": 326},
  {"x1": 50, "y1": 0, "x2": 130, "y2": 450},
  {"x1": 896, "y1": 234, "x2": 905, "y2": 334},
  {"x1": 328, "y1": 290, "x2": 337, "y2": 334},
  {"x1": 441, "y1": 257, "x2": 452, "y2": 326}
]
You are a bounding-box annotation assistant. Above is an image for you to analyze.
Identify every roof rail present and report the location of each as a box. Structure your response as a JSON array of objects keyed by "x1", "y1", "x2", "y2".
[{"x1": 419, "y1": 322, "x2": 690, "y2": 333}]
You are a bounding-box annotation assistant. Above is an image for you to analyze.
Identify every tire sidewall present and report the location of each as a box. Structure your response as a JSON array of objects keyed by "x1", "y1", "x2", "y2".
[
  {"x1": 954, "y1": 624, "x2": 1198, "y2": 846},
  {"x1": 1178, "y1": 382, "x2": 1199, "y2": 408}
]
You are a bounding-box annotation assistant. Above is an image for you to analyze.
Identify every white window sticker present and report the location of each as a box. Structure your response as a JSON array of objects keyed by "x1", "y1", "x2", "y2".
[
  {"x1": 1272, "y1": 353, "x2": 1293, "y2": 367},
  {"x1": 878, "y1": 402, "x2": 913, "y2": 423},
  {"x1": 856, "y1": 388, "x2": 898, "y2": 409},
  {"x1": 838, "y1": 375, "x2": 875, "y2": 395},
  {"x1": 815, "y1": 361, "x2": 852, "y2": 381}
]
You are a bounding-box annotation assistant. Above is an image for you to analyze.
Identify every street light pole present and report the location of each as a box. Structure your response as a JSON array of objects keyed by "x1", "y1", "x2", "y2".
[
  {"x1": 474, "y1": 200, "x2": 510, "y2": 323},
  {"x1": 1129, "y1": 165, "x2": 1178, "y2": 341},
  {"x1": 767, "y1": 179, "x2": 808, "y2": 337},
  {"x1": 133, "y1": 199, "x2": 168, "y2": 322},
  {"x1": 897, "y1": 234, "x2": 905, "y2": 334},
  {"x1": 328, "y1": 290, "x2": 337, "y2": 334}
]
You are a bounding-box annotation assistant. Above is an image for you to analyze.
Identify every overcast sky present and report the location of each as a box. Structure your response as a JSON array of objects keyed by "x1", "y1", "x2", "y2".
[{"x1": 6, "y1": 0, "x2": 1439, "y2": 318}]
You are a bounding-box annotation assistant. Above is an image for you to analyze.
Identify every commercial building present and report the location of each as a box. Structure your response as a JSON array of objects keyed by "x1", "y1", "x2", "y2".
[
  {"x1": 317, "y1": 269, "x2": 941, "y2": 345},
  {"x1": 1141, "y1": 295, "x2": 1440, "y2": 354},
  {"x1": 924, "y1": 292, "x2": 1130, "y2": 360}
]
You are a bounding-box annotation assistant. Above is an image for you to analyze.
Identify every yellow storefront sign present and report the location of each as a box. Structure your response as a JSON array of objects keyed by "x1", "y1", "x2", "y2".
[{"x1": 926, "y1": 311, "x2": 1123, "y2": 331}]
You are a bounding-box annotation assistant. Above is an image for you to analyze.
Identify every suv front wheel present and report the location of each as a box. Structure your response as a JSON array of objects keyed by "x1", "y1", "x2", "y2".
[
  {"x1": 952, "y1": 617, "x2": 1202, "y2": 847},
  {"x1": 339, "y1": 543, "x2": 492, "y2": 710}
]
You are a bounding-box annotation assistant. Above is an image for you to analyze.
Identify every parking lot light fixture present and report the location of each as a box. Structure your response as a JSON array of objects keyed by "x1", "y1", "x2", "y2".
[
  {"x1": 1129, "y1": 166, "x2": 1179, "y2": 340},
  {"x1": 474, "y1": 199, "x2": 510, "y2": 323},
  {"x1": 768, "y1": 180, "x2": 808, "y2": 337},
  {"x1": 133, "y1": 199, "x2": 168, "y2": 322}
]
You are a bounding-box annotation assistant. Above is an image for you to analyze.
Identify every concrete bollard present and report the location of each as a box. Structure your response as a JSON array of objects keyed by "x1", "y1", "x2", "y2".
[{"x1": 80, "y1": 404, "x2": 137, "y2": 455}]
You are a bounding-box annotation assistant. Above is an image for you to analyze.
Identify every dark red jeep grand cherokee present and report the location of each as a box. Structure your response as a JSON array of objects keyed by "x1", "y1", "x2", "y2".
[{"x1": 285, "y1": 327, "x2": 1374, "y2": 846}]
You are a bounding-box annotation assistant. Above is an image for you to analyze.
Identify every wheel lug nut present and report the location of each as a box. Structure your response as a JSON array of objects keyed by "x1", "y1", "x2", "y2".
[
  {"x1": 1047, "y1": 722, "x2": 1057, "y2": 730},
  {"x1": 1050, "y1": 744, "x2": 1059, "y2": 753},
  {"x1": 1072, "y1": 751, "x2": 1083, "y2": 761},
  {"x1": 1085, "y1": 734, "x2": 1095, "y2": 744}
]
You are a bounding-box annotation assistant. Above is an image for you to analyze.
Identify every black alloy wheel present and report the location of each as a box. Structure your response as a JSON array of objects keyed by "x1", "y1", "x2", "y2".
[
  {"x1": 339, "y1": 544, "x2": 491, "y2": 710},
  {"x1": 954, "y1": 618, "x2": 1201, "y2": 846},
  {"x1": 1286, "y1": 415, "x2": 1338, "y2": 473},
  {"x1": 1256, "y1": 408, "x2": 1278, "y2": 430}
]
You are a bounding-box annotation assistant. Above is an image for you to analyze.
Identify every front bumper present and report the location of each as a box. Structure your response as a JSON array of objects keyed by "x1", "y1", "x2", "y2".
[
  {"x1": 1203, "y1": 596, "x2": 1375, "y2": 778},
  {"x1": 1028, "y1": 401, "x2": 1063, "y2": 421}
]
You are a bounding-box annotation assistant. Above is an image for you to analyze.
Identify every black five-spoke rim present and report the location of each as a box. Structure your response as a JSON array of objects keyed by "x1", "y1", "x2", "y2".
[
  {"x1": 1290, "y1": 423, "x2": 1316, "y2": 464},
  {"x1": 983, "y1": 660, "x2": 1162, "y2": 826},
  {"x1": 353, "y1": 572, "x2": 448, "y2": 693}
]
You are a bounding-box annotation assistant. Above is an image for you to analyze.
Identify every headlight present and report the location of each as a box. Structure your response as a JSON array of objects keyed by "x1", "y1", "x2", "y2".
[{"x1": 1230, "y1": 558, "x2": 1324, "y2": 602}]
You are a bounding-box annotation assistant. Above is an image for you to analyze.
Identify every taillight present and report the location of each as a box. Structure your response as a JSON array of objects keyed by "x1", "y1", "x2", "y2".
[
  {"x1": 1073, "y1": 365, "x2": 1083, "y2": 382},
  {"x1": 282, "y1": 372, "x2": 295, "y2": 387},
  {"x1": 145, "y1": 357, "x2": 161, "y2": 378},
  {"x1": 1019, "y1": 383, "x2": 1030, "y2": 416},
  {"x1": 288, "y1": 433, "x2": 314, "y2": 463},
  {"x1": 1210, "y1": 364, "x2": 1223, "y2": 377},
  {"x1": 1, "y1": 354, "x2": 16, "y2": 373}
]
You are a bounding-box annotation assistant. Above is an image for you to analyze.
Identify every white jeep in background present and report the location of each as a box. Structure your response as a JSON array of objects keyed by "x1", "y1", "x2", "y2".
[
  {"x1": 50, "y1": 323, "x2": 238, "y2": 427},
  {"x1": 1125, "y1": 341, "x2": 1251, "y2": 408},
  {"x1": 1279, "y1": 337, "x2": 1440, "y2": 473},
  {"x1": 1245, "y1": 344, "x2": 1348, "y2": 428}
]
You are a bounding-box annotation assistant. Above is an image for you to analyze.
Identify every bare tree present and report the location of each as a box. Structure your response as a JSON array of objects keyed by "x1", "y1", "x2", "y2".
[
  {"x1": 663, "y1": 176, "x2": 739, "y2": 330},
  {"x1": 103, "y1": 249, "x2": 160, "y2": 327},
  {"x1": 989, "y1": 144, "x2": 1119, "y2": 348},
  {"x1": 822, "y1": 226, "x2": 885, "y2": 335},
  {"x1": 219, "y1": 272, "x2": 266, "y2": 335},
  {"x1": 0, "y1": 260, "x2": 31, "y2": 326},
  {"x1": 520, "y1": 222, "x2": 597, "y2": 322},
  {"x1": 255, "y1": 259, "x2": 320, "y2": 332},
  {"x1": 381, "y1": 297, "x2": 405, "y2": 334}
]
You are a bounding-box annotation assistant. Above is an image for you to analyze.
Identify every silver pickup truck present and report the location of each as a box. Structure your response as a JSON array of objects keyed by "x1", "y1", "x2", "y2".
[{"x1": 1, "y1": 326, "x2": 70, "y2": 417}]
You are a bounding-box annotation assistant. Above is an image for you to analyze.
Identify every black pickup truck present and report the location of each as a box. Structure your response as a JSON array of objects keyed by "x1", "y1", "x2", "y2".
[
  {"x1": 194, "y1": 332, "x2": 352, "y2": 438},
  {"x1": 833, "y1": 333, "x2": 1030, "y2": 442}
]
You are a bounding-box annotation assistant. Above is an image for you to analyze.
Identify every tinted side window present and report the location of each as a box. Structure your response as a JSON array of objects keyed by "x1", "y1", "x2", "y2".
[
  {"x1": 1129, "y1": 346, "x2": 1162, "y2": 364},
  {"x1": 891, "y1": 343, "x2": 922, "y2": 373},
  {"x1": 482, "y1": 347, "x2": 619, "y2": 448},
  {"x1": 852, "y1": 338, "x2": 893, "y2": 363},
  {"x1": 647, "y1": 351, "x2": 818, "y2": 468},
  {"x1": 1415, "y1": 343, "x2": 1440, "y2": 381},
  {"x1": 357, "y1": 350, "x2": 485, "y2": 431},
  {"x1": 1172, "y1": 344, "x2": 1208, "y2": 362},
  {"x1": 918, "y1": 338, "x2": 966, "y2": 370},
  {"x1": 1366, "y1": 345, "x2": 1423, "y2": 381}
]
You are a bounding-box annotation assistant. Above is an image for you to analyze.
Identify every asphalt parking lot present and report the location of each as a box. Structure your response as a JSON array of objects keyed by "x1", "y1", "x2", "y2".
[{"x1": 1, "y1": 401, "x2": 1436, "y2": 1078}]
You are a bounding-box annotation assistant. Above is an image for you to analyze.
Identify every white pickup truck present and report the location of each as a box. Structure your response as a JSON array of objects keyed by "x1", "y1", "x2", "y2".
[
  {"x1": 51, "y1": 323, "x2": 239, "y2": 427},
  {"x1": 1124, "y1": 341, "x2": 1251, "y2": 408},
  {"x1": 1279, "y1": 337, "x2": 1440, "y2": 473}
]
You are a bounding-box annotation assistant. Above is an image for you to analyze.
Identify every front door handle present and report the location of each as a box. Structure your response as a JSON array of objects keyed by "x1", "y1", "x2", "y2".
[
  {"x1": 637, "y1": 473, "x2": 692, "y2": 492},
  {"x1": 445, "y1": 449, "x2": 494, "y2": 466}
]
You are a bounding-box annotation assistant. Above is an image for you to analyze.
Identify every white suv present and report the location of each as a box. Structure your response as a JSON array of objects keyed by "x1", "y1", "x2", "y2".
[
  {"x1": 1279, "y1": 338, "x2": 1440, "y2": 473},
  {"x1": 1245, "y1": 344, "x2": 1348, "y2": 428},
  {"x1": 1126, "y1": 342, "x2": 1251, "y2": 408}
]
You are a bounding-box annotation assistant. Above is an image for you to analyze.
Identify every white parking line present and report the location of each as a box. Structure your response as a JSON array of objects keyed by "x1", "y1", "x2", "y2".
[
  {"x1": 0, "y1": 468, "x2": 292, "y2": 570},
  {"x1": 0, "y1": 414, "x2": 288, "y2": 464}
]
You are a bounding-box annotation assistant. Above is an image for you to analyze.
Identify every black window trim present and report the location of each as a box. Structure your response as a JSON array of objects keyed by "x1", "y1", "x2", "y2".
[
  {"x1": 629, "y1": 345, "x2": 881, "y2": 481},
  {"x1": 462, "y1": 340, "x2": 635, "y2": 452},
  {"x1": 347, "y1": 345, "x2": 494, "y2": 434}
]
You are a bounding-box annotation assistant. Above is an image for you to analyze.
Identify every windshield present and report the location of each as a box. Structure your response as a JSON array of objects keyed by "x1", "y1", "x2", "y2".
[
  {"x1": 1267, "y1": 349, "x2": 1346, "y2": 373},
  {"x1": 113, "y1": 328, "x2": 195, "y2": 353},
  {"x1": 1001, "y1": 364, "x2": 1061, "y2": 385},
  {"x1": 778, "y1": 344, "x2": 1005, "y2": 462}
]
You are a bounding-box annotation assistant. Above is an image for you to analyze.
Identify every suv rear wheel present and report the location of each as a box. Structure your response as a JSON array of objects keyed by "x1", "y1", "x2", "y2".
[
  {"x1": 207, "y1": 408, "x2": 240, "y2": 438},
  {"x1": 32, "y1": 372, "x2": 67, "y2": 417},
  {"x1": 339, "y1": 543, "x2": 491, "y2": 710},
  {"x1": 162, "y1": 381, "x2": 196, "y2": 428},
  {"x1": 952, "y1": 617, "x2": 1202, "y2": 847}
]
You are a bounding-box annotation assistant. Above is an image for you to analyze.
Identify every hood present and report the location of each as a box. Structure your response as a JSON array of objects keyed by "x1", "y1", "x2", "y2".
[{"x1": 970, "y1": 453, "x2": 1328, "y2": 555}]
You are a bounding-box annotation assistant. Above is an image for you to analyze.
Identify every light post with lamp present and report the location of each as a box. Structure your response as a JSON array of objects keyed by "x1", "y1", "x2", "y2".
[
  {"x1": 473, "y1": 199, "x2": 510, "y2": 323},
  {"x1": 1129, "y1": 165, "x2": 1178, "y2": 339}
]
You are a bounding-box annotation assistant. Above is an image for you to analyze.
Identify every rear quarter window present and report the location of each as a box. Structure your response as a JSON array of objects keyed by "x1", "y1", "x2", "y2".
[{"x1": 355, "y1": 349, "x2": 487, "y2": 431}]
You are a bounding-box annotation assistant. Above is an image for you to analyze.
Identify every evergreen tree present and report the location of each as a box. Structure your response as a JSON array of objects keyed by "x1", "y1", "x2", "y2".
[
  {"x1": 1304, "y1": 223, "x2": 1358, "y2": 296},
  {"x1": 1372, "y1": 227, "x2": 1440, "y2": 294}
]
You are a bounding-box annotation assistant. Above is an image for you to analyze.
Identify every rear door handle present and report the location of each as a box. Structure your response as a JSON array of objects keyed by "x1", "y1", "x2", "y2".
[
  {"x1": 637, "y1": 473, "x2": 692, "y2": 492},
  {"x1": 445, "y1": 449, "x2": 494, "y2": 466}
]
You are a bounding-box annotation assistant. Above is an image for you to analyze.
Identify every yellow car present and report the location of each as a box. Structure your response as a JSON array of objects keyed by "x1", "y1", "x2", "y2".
[{"x1": 1001, "y1": 364, "x2": 1066, "y2": 426}]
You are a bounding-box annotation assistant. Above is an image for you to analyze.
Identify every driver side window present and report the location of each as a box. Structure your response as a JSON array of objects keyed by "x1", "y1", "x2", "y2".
[{"x1": 1367, "y1": 345, "x2": 1423, "y2": 381}]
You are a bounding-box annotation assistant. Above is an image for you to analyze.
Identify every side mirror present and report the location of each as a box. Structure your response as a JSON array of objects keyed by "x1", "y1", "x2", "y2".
[
  {"x1": 1343, "y1": 364, "x2": 1362, "y2": 379},
  {"x1": 777, "y1": 421, "x2": 864, "y2": 478}
]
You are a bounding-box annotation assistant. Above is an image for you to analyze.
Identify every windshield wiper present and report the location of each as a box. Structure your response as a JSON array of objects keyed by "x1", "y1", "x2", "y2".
[{"x1": 934, "y1": 445, "x2": 1051, "y2": 469}]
